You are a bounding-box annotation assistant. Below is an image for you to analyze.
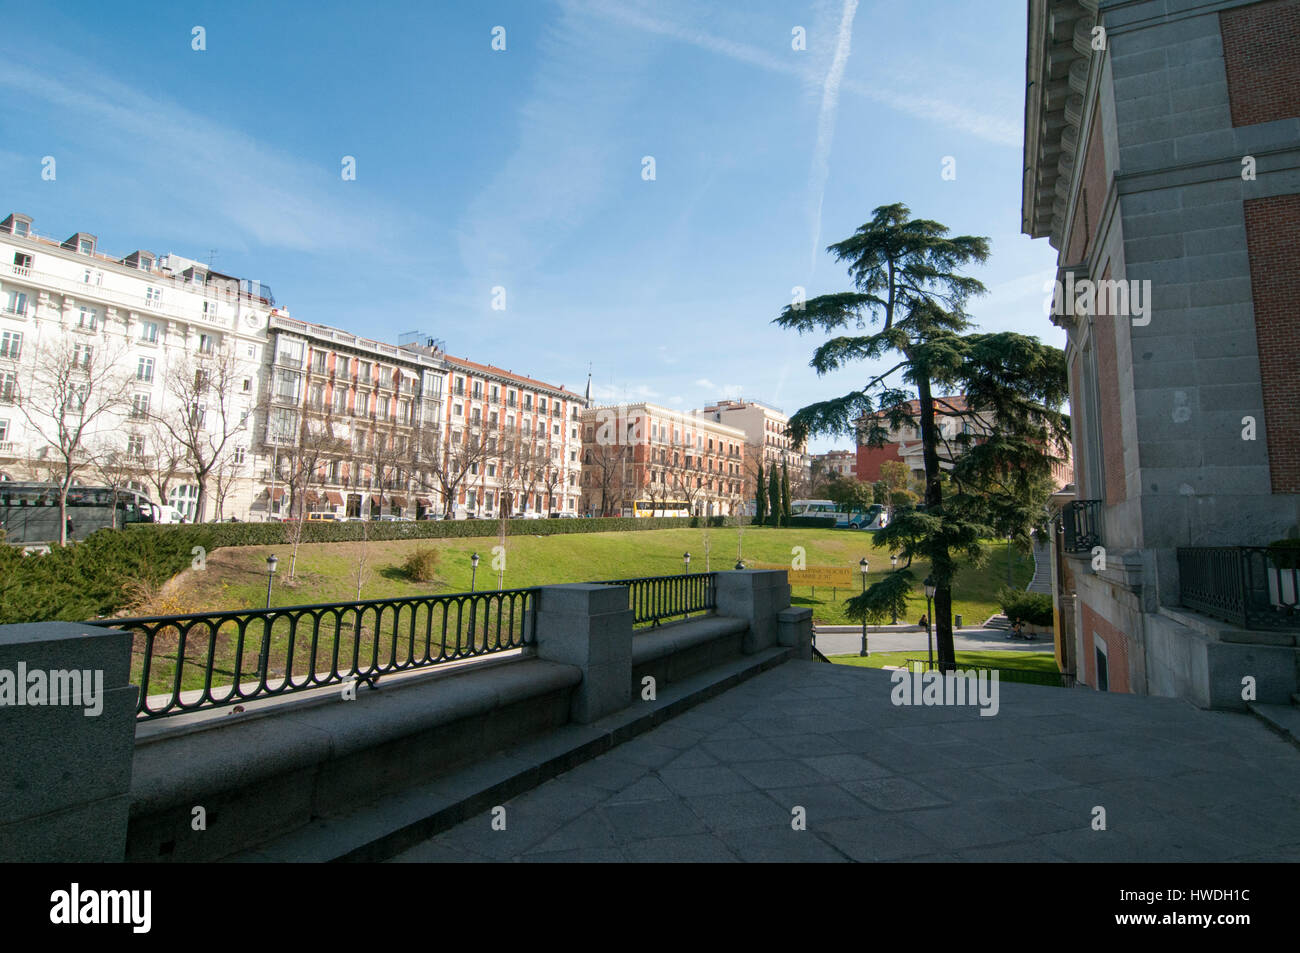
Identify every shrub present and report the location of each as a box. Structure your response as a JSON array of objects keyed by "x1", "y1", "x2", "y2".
[
  {"x1": 402, "y1": 548, "x2": 441, "y2": 582},
  {"x1": 997, "y1": 587, "x2": 1054, "y2": 626}
]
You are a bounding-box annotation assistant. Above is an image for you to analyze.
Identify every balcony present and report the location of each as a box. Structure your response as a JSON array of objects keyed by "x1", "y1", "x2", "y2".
[
  {"x1": 1177, "y1": 546, "x2": 1300, "y2": 630},
  {"x1": 1059, "y1": 499, "x2": 1102, "y2": 554},
  {"x1": 0, "y1": 441, "x2": 16, "y2": 456}
]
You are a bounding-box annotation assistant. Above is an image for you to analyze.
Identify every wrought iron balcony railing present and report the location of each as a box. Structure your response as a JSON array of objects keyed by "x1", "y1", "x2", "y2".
[{"x1": 1177, "y1": 546, "x2": 1300, "y2": 630}]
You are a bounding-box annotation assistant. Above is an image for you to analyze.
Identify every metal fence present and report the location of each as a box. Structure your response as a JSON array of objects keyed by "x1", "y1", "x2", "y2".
[
  {"x1": 87, "y1": 587, "x2": 539, "y2": 719},
  {"x1": 903, "y1": 658, "x2": 1076, "y2": 688},
  {"x1": 1177, "y1": 546, "x2": 1300, "y2": 630},
  {"x1": 594, "y1": 572, "x2": 717, "y2": 627}
]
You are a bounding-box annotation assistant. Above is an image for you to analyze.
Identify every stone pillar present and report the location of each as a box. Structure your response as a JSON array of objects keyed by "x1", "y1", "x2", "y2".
[
  {"x1": 532, "y1": 584, "x2": 633, "y2": 723},
  {"x1": 715, "y1": 570, "x2": 791, "y2": 654},
  {"x1": 778, "y1": 606, "x2": 814, "y2": 661},
  {"x1": 0, "y1": 622, "x2": 138, "y2": 862}
]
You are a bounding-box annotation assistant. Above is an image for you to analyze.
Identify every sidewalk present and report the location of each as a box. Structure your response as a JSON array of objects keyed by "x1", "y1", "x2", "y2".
[
  {"x1": 812, "y1": 625, "x2": 1054, "y2": 656},
  {"x1": 390, "y1": 661, "x2": 1300, "y2": 862}
]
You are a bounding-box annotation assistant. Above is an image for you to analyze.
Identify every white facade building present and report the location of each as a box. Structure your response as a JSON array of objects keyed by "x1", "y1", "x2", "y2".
[{"x1": 0, "y1": 212, "x2": 272, "y2": 520}]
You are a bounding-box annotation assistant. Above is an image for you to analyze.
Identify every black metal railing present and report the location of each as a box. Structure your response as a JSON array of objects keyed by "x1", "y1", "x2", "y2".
[
  {"x1": 904, "y1": 658, "x2": 1076, "y2": 688},
  {"x1": 811, "y1": 645, "x2": 832, "y2": 664},
  {"x1": 595, "y1": 572, "x2": 717, "y2": 627},
  {"x1": 1060, "y1": 499, "x2": 1102, "y2": 553},
  {"x1": 1177, "y1": 546, "x2": 1300, "y2": 630},
  {"x1": 87, "y1": 588, "x2": 539, "y2": 720}
]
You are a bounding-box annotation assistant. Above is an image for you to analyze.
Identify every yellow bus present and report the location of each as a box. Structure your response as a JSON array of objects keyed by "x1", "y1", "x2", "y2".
[{"x1": 627, "y1": 499, "x2": 690, "y2": 518}]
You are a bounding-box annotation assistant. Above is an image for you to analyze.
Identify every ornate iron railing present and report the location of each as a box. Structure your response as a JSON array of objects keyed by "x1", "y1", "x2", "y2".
[
  {"x1": 594, "y1": 572, "x2": 717, "y2": 627},
  {"x1": 87, "y1": 588, "x2": 539, "y2": 720},
  {"x1": 1177, "y1": 546, "x2": 1300, "y2": 630},
  {"x1": 1060, "y1": 499, "x2": 1102, "y2": 553}
]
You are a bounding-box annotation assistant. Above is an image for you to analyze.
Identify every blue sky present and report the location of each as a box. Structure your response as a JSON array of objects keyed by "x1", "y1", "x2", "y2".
[{"x1": 1, "y1": 0, "x2": 1061, "y2": 454}]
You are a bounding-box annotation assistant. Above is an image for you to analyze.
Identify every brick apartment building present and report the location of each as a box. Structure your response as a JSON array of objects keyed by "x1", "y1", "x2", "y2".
[
  {"x1": 580, "y1": 403, "x2": 747, "y2": 517},
  {"x1": 1023, "y1": 0, "x2": 1300, "y2": 705}
]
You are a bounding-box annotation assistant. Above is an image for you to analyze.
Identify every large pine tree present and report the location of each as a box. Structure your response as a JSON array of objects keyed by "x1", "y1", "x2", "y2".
[{"x1": 776, "y1": 203, "x2": 1070, "y2": 670}]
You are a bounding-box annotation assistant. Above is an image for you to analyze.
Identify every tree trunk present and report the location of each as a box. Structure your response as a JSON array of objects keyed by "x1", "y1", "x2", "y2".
[{"x1": 915, "y1": 374, "x2": 956, "y2": 672}]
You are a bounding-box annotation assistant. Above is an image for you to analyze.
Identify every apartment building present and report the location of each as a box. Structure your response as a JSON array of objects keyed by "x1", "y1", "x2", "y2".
[
  {"x1": 1023, "y1": 0, "x2": 1300, "y2": 705},
  {"x1": 0, "y1": 212, "x2": 271, "y2": 520},
  {"x1": 811, "y1": 450, "x2": 858, "y2": 483},
  {"x1": 256, "y1": 316, "x2": 446, "y2": 520},
  {"x1": 580, "y1": 403, "x2": 747, "y2": 517},
  {"x1": 441, "y1": 356, "x2": 585, "y2": 518},
  {"x1": 699, "y1": 398, "x2": 808, "y2": 499}
]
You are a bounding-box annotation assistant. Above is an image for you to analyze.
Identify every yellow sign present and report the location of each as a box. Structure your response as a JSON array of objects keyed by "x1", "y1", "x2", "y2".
[{"x1": 752, "y1": 564, "x2": 857, "y2": 588}]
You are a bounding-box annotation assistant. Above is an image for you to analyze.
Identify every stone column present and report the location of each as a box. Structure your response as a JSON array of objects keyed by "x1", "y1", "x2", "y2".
[
  {"x1": 0, "y1": 622, "x2": 138, "y2": 862},
  {"x1": 715, "y1": 570, "x2": 792, "y2": 654},
  {"x1": 778, "y1": 606, "x2": 814, "y2": 660},
  {"x1": 532, "y1": 584, "x2": 633, "y2": 723}
]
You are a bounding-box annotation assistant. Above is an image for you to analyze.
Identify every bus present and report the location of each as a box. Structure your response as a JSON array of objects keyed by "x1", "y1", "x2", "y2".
[
  {"x1": 790, "y1": 499, "x2": 889, "y2": 530},
  {"x1": 626, "y1": 499, "x2": 691, "y2": 518},
  {"x1": 0, "y1": 482, "x2": 159, "y2": 545}
]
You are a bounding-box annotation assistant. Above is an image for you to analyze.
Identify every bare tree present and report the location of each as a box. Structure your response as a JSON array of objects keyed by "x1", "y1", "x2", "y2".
[
  {"x1": 14, "y1": 339, "x2": 134, "y2": 544},
  {"x1": 142, "y1": 419, "x2": 186, "y2": 513},
  {"x1": 208, "y1": 448, "x2": 241, "y2": 520},
  {"x1": 87, "y1": 435, "x2": 148, "y2": 529},
  {"x1": 277, "y1": 403, "x2": 349, "y2": 579},
  {"x1": 416, "y1": 419, "x2": 491, "y2": 519},
  {"x1": 152, "y1": 345, "x2": 253, "y2": 523}
]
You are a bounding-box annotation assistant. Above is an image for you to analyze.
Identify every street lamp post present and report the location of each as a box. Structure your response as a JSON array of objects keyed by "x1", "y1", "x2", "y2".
[
  {"x1": 683, "y1": 552, "x2": 691, "y2": 573},
  {"x1": 859, "y1": 558, "x2": 869, "y2": 657},
  {"x1": 890, "y1": 553, "x2": 899, "y2": 624},
  {"x1": 684, "y1": 552, "x2": 692, "y2": 618},
  {"x1": 1007, "y1": 535, "x2": 1013, "y2": 585},
  {"x1": 470, "y1": 552, "x2": 479, "y2": 593},
  {"x1": 924, "y1": 576, "x2": 936, "y2": 669},
  {"x1": 265, "y1": 554, "x2": 278, "y2": 609}
]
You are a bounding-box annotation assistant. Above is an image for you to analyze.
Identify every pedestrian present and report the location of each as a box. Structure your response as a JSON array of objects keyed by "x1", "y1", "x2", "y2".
[
  {"x1": 65, "y1": 515, "x2": 74, "y2": 540},
  {"x1": 918, "y1": 613, "x2": 928, "y2": 629},
  {"x1": 1012, "y1": 618, "x2": 1024, "y2": 639}
]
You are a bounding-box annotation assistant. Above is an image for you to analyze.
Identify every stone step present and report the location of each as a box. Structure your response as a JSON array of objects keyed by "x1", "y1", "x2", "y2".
[
  {"x1": 984, "y1": 614, "x2": 1013, "y2": 630},
  {"x1": 1247, "y1": 702, "x2": 1300, "y2": 753}
]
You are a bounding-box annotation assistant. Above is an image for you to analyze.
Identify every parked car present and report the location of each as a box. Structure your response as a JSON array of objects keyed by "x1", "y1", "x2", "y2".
[
  {"x1": 306, "y1": 512, "x2": 339, "y2": 522},
  {"x1": 420, "y1": 513, "x2": 445, "y2": 521},
  {"x1": 375, "y1": 514, "x2": 414, "y2": 522}
]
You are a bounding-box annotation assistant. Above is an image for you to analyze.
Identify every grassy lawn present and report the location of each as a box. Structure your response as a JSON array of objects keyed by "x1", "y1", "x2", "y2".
[
  {"x1": 829, "y1": 650, "x2": 1060, "y2": 673},
  {"x1": 165, "y1": 526, "x2": 1034, "y2": 627},
  {"x1": 130, "y1": 527, "x2": 1035, "y2": 702}
]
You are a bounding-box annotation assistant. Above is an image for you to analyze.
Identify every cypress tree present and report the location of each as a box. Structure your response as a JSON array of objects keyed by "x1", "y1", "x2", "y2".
[
  {"x1": 764, "y1": 468, "x2": 774, "y2": 527},
  {"x1": 781, "y1": 461, "x2": 791, "y2": 524},
  {"x1": 754, "y1": 458, "x2": 767, "y2": 526}
]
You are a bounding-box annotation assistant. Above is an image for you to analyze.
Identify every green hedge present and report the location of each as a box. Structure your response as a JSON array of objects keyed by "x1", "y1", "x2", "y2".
[
  {"x1": 0, "y1": 515, "x2": 750, "y2": 624},
  {"x1": 997, "y1": 587, "x2": 1054, "y2": 627}
]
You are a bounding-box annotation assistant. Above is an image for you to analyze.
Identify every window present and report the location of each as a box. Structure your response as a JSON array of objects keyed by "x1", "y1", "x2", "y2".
[
  {"x1": 275, "y1": 369, "x2": 300, "y2": 402},
  {"x1": 553, "y1": 424, "x2": 560, "y2": 436},
  {"x1": 199, "y1": 334, "x2": 215, "y2": 355},
  {"x1": 0, "y1": 371, "x2": 15, "y2": 403},
  {"x1": 77, "y1": 307, "x2": 98, "y2": 331},
  {"x1": 137, "y1": 357, "x2": 154, "y2": 382},
  {"x1": 145, "y1": 286, "x2": 162, "y2": 306},
  {"x1": 309, "y1": 383, "x2": 325, "y2": 409},
  {"x1": 246, "y1": 344, "x2": 257, "y2": 359},
  {"x1": 333, "y1": 388, "x2": 347, "y2": 414},
  {"x1": 78, "y1": 239, "x2": 93, "y2": 255},
  {"x1": 242, "y1": 377, "x2": 252, "y2": 393},
  {"x1": 380, "y1": 367, "x2": 392, "y2": 388},
  {"x1": 539, "y1": 398, "x2": 547, "y2": 414},
  {"x1": 0, "y1": 419, "x2": 7, "y2": 442},
  {"x1": 126, "y1": 434, "x2": 145, "y2": 459},
  {"x1": 0, "y1": 331, "x2": 20, "y2": 360},
  {"x1": 311, "y1": 351, "x2": 326, "y2": 374},
  {"x1": 234, "y1": 446, "x2": 246, "y2": 464},
  {"x1": 490, "y1": 385, "x2": 499, "y2": 403},
  {"x1": 140, "y1": 321, "x2": 159, "y2": 343},
  {"x1": 337, "y1": 356, "x2": 350, "y2": 377},
  {"x1": 524, "y1": 395, "x2": 532, "y2": 410},
  {"x1": 508, "y1": 391, "x2": 516, "y2": 407},
  {"x1": 131, "y1": 394, "x2": 150, "y2": 418},
  {"x1": 471, "y1": 408, "x2": 481, "y2": 425},
  {"x1": 12, "y1": 220, "x2": 28, "y2": 237},
  {"x1": 359, "y1": 363, "x2": 372, "y2": 384},
  {"x1": 5, "y1": 291, "x2": 27, "y2": 316},
  {"x1": 278, "y1": 338, "x2": 304, "y2": 367},
  {"x1": 489, "y1": 411, "x2": 498, "y2": 427},
  {"x1": 357, "y1": 393, "x2": 371, "y2": 417},
  {"x1": 73, "y1": 343, "x2": 93, "y2": 368},
  {"x1": 454, "y1": 377, "x2": 465, "y2": 396},
  {"x1": 70, "y1": 383, "x2": 89, "y2": 412},
  {"x1": 269, "y1": 407, "x2": 297, "y2": 443},
  {"x1": 487, "y1": 464, "x2": 496, "y2": 477},
  {"x1": 453, "y1": 402, "x2": 463, "y2": 418},
  {"x1": 472, "y1": 381, "x2": 482, "y2": 399}
]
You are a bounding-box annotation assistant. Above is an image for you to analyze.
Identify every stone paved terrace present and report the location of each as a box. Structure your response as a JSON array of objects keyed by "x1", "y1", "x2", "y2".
[{"x1": 391, "y1": 661, "x2": 1300, "y2": 862}]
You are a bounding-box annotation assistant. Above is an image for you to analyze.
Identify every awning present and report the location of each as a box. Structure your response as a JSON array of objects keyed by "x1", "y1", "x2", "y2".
[
  {"x1": 390, "y1": 496, "x2": 407, "y2": 508},
  {"x1": 416, "y1": 497, "x2": 432, "y2": 507},
  {"x1": 305, "y1": 490, "x2": 320, "y2": 504},
  {"x1": 267, "y1": 487, "x2": 286, "y2": 502},
  {"x1": 325, "y1": 491, "x2": 344, "y2": 505}
]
